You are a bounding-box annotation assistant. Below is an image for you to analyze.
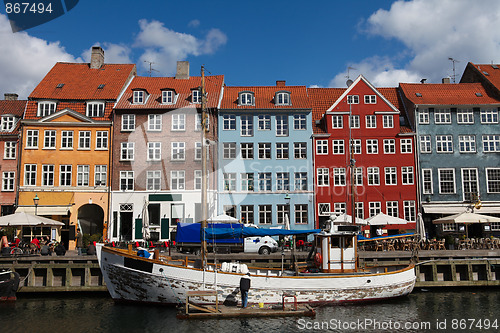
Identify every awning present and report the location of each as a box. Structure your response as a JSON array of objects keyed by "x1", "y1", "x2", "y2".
[
  {"x1": 15, "y1": 206, "x2": 71, "y2": 215},
  {"x1": 422, "y1": 204, "x2": 500, "y2": 214}
]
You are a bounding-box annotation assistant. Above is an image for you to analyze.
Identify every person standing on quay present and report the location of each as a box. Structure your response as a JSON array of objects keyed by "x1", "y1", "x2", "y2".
[{"x1": 240, "y1": 273, "x2": 251, "y2": 308}]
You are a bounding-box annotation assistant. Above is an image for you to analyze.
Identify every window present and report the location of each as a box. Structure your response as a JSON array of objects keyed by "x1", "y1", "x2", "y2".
[
  {"x1": 354, "y1": 167, "x2": 363, "y2": 186},
  {"x1": 258, "y1": 115, "x2": 271, "y2": 130},
  {"x1": 486, "y1": 168, "x2": 500, "y2": 193},
  {"x1": 96, "y1": 131, "x2": 108, "y2": 150},
  {"x1": 4, "y1": 141, "x2": 16, "y2": 159},
  {"x1": 258, "y1": 143, "x2": 271, "y2": 159},
  {"x1": 276, "y1": 115, "x2": 288, "y2": 136},
  {"x1": 355, "y1": 202, "x2": 364, "y2": 220},
  {"x1": 422, "y1": 169, "x2": 433, "y2": 194},
  {"x1": 317, "y1": 168, "x2": 329, "y2": 186},
  {"x1": 172, "y1": 114, "x2": 185, "y2": 131},
  {"x1": 480, "y1": 109, "x2": 499, "y2": 124},
  {"x1": 2, "y1": 172, "x2": 15, "y2": 191},
  {"x1": 120, "y1": 142, "x2": 134, "y2": 161},
  {"x1": 436, "y1": 135, "x2": 453, "y2": 153},
  {"x1": 404, "y1": 201, "x2": 416, "y2": 222},
  {"x1": 148, "y1": 114, "x2": 162, "y2": 131},
  {"x1": 331, "y1": 140, "x2": 344, "y2": 155},
  {"x1": 162, "y1": 90, "x2": 174, "y2": 104},
  {"x1": 367, "y1": 167, "x2": 380, "y2": 186},
  {"x1": 294, "y1": 142, "x2": 307, "y2": 159},
  {"x1": 276, "y1": 172, "x2": 289, "y2": 191},
  {"x1": 258, "y1": 173, "x2": 272, "y2": 191},
  {"x1": 402, "y1": 166, "x2": 414, "y2": 185},
  {"x1": 122, "y1": 114, "x2": 135, "y2": 131},
  {"x1": 294, "y1": 114, "x2": 307, "y2": 130},
  {"x1": 77, "y1": 165, "x2": 90, "y2": 186},
  {"x1": 276, "y1": 142, "x2": 289, "y2": 159},
  {"x1": 332, "y1": 115, "x2": 343, "y2": 129},
  {"x1": 194, "y1": 170, "x2": 202, "y2": 190},
  {"x1": 191, "y1": 89, "x2": 201, "y2": 103},
  {"x1": 333, "y1": 168, "x2": 346, "y2": 186},
  {"x1": 347, "y1": 95, "x2": 359, "y2": 104},
  {"x1": 41, "y1": 165, "x2": 54, "y2": 186},
  {"x1": 223, "y1": 114, "x2": 236, "y2": 130},
  {"x1": 95, "y1": 165, "x2": 107, "y2": 186},
  {"x1": 364, "y1": 95, "x2": 376, "y2": 104},
  {"x1": 318, "y1": 203, "x2": 331, "y2": 216},
  {"x1": 386, "y1": 201, "x2": 398, "y2": 217},
  {"x1": 259, "y1": 205, "x2": 272, "y2": 224},
  {"x1": 241, "y1": 115, "x2": 253, "y2": 136},
  {"x1": 400, "y1": 139, "x2": 412, "y2": 153},
  {"x1": 420, "y1": 135, "x2": 432, "y2": 153},
  {"x1": 86, "y1": 102, "x2": 104, "y2": 118},
  {"x1": 171, "y1": 203, "x2": 185, "y2": 223},
  {"x1": 147, "y1": 142, "x2": 162, "y2": 161},
  {"x1": 457, "y1": 109, "x2": 474, "y2": 124},
  {"x1": 462, "y1": 168, "x2": 478, "y2": 202},
  {"x1": 350, "y1": 115, "x2": 360, "y2": 128},
  {"x1": 61, "y1": 131, "x2": 73, "y2": 149},
  {"x1": 316, "y1": 140, "x2": 328, "y2": 155},
  {"x1": 60, "y1": 165, "x2": 72, "y2": 186},
  {"x1": 1, "y1": 116, "x2": 15, "y2": 131},
  {"x1": 133, "y1": 91, "x2": 145, "y2": 104},
  {"x1": 482, "y1": 135, "x2": 500, "y2": 152},
  {"x1": 241, "y1": 173, "x2": 254, "y2": 192},
  {"x1": 24, "y1": 164, "x2": 36, "y2": 186},
  {"x1": 120, "y1": 171, "x2": 134, "y2": 191},
  {"x1": 26, "y1": 130, "x2": 38, "y2": 148},
  {"x1": 334, "y1": 203, "x2": 346, "y2": 214},
  {"x1": 366, "y1": 139, "x2": 378, "y2": 154},
  {"x1": 146, "y1": 171, "x2": 161, "y2": 190},
  {"x1": 366, "y1": 115, "x2": 376, "y2": 128},
  {"x1": 223, "y1": 173, "x2": 236, "y2": 191},
  {"x1": 295, "y1": 172, "x2": 307, "y2": 191},
  {"x1": 419, "y1": 109, "x2": 429, "y2": 124},
  {"x1": 438, "y1": 168, "x2": 455, "y2": 194},
  {"x1": 170, "y1": 142, "x2": 184, "y2": 161},
  {"x1": 223, "y1": 142, "x2": 236, "y2": 159},
  {"x1": 223, "y1": 206, "x2": 237, "y2": 219},
  {"x1": 239, "y1": 92, "x2": 254, "y2": 105},
  {"x1": 195, "y1": 113, "x2": 209, "y2": 131},
  {"x1": 277, "y1": 204, "x2": 290, "y2": 224},
  {"x1": 78, "y1": 131, "x2": 91, "y2": 149},
  {"x1": 171, "y1": 170, "x2": 185, "y2": 190},
  {"x1": 241, "y1": 205, "x2": 254, "y2": 224},
  {"x1": 435, "y1": 109, "x2": 451, "y2": 124},
  {"x1": 459, "y1": 135, "x2": 476, "y2": 153},
  {"x1": 240, "y1": 143, "x2": 253, "y2": 159},
  {"x1": 352, "y1": 139, "x2": 361, "y2": 154},
  {"x1": 369, "y1": 202, "x2": 381, "y2": 217},
  {"x1": 37, "y1": 102, "x2": 56, "y2": 117},
  {"x1": 42, "y1": 130, "x2": 55, "y2": 149},
  {"x1": 383, "y1": 115, "x2": 394, "y2": 128},
  {"x1": 442, "y1": 223, "x2": 457, "y2": 232},
  {"x1": 384, "y1": 167, "x2": 397, "y2": 185},
  {"x1": 383, "y1": 139, "x2": 395, "y2": 154},
  {"x1": 276, "y1": 92, "x2": 290, "y2": 105},
  {"x1": 195, "y1": 142, "x2": 202, "y2": 161}
]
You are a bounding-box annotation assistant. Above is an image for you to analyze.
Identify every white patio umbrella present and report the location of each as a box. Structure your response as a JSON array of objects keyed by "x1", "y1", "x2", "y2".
[
  {"x1": 329, "y1": 213, "x2": 367, "y2": 225},
  {"x1": 206, "y1": 214, "x2": 240, "y2": 223},
  {"x1": 432, "y1": 211, "x2": 500, "y2": 238},
  {"x1": 366, "y1": 213, "x2": 409, "y2": 226},
  {"x1": 417, "y1": 213, "x2": 427, "y2": 241},
  {"x1": 141, "y1": 198, "x2": 150, "y2": 240},
  {"x1": 0, "y1": 212, "x2": 65, "y2": 227}
]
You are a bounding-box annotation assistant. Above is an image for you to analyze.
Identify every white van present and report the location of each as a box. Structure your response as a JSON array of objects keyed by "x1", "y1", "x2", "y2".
[{"x1": 244, "y1": 236, "x2": 279, "y2": 255}]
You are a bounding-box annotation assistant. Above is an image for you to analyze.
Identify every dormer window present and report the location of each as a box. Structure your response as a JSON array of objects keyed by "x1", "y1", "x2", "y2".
[
  {"x1": 239, "y1": 92, "x2": 254, "y2": 106},
  {"x1": 275, "y1": 91, "x2": 291, "y2": 105},
  {"x1": 162, "y1": 90, "x2": 175, "y2": 104},
  {"x1": 1, "y1": 116, "x2": 16, "y2": 131},
  {"x1": 37, "y1": 101, "x2": 56, "y2": 117},
  {"x1": 192, "y1": 89, "x2": 201, "y2": 104},
  {"x1": 86, "y1": 101, "x2": 105, "y2": 118},
  {"x1": 133, "y1": 90, "x2": 146, "y2": 104}
]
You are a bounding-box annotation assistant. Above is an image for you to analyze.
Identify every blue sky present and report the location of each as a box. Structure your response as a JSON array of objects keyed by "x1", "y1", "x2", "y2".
[{"x1": 2, "y1": 0, "x2": 500, "y2": 99}]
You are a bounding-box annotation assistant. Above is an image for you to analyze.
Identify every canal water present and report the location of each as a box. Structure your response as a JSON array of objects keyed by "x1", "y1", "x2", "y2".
[{"x1": 1, "y1": 289, "x2": 499, "y2": 332}]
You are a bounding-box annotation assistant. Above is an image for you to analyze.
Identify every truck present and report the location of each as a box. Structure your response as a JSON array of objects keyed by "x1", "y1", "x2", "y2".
[{"x1": 175, "y1": 222, "x2": 279, "y2": 255}]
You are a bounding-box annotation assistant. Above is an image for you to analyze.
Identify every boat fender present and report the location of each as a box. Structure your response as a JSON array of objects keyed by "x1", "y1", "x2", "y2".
[{"x1": 314, "y1": 253, "x2": 322, "y2": 267}]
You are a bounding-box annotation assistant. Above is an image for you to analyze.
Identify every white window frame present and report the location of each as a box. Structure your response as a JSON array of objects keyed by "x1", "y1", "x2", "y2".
[
  {"x1": 77, "y1": 165, "x2": 90, "y2": 187},
  {"x1": 2, "y1": 171, "x2": 15, "y2": 191},
  {"x1": 318, "y1": 203, "x2": 331, "y2": 216},
  {"x1": 223, "y1": 173, "x2": 236, "y2": 191},
  {"x1": 43, "y1": 130, "x2": 56, "y2": 149},
  {"x1": 422, "y1": 169, "x2": 433, "y2": 195},
  {"x1": 222, "y1": 114, "x2": 236, "y2": 130},
  {"x1": 420, "y1": 135, "x2": 432, "y2": 153},
  {"x1": 366, "y1": 139, "x2": 378, "y2": 154},
  {"x1": 172, "y1": 114, "x2": 185, "y2": 131},
  {"x1": 436, "y1": 135, "x2": 453, "y2": 153},
  {"x1": 120, "y1": 142, "x2": 135, "y2": 161},
  {"x1": 402, "y1": 166, "x2": 414, "y2": 185},
  {"x1": 384, "y1": 167, "x2": 397, "y2": 185},
  {"x1": 482, "y1": 135, "x2": 500, "y2": 152},
  {"x1": 364, "y1": 95, "x2": 376, "y2": 104},
  {"x1": 191, "y1": 89, "x2": 201, "y2": 104},
  {"x1": 350, "y1": 115, "x2": 360, "y2": 129},
  {"x1": 386, "y1": 201, "x2": 399, "y2": 218},
  {"x1": 78, "y1": 131, "x2": 91, "y2": 150},
  {"x1": 120, "y1": 171, "x2": 134, "y2": 191},
  {"x1": 294, "y1": 142, "x2": 307, "y2": 159},
  {"x1": 258, "y1": 143, "x2": 271, "y2": 159},
  {"x1": 194, "y1": 170, "x2": 202, "y2": 190},
  {"x1": 438, "y1": 168, "x2": 456, "y2": 194},
  {"x1": 480, "y1": 109, "x2": 499, "y2": 124},
  {"x1": 86, "y1": 102, "x2": 105, "y2": 118},
  {"x1": 400, "y1": 138, "x2": 412, "y2": 153},
  {"x1": 316, "y1": 140, "x2": 328, "y2": 155},
  {"x1": 457, "y1": 108, "x2": 474, "y2": 124},
  {"x1": 121, "y1": 114, "x2": 135, "y2": 131},
  {"x1": 294, "y1": 114, "x2": 307, "y2": 130},
  {"x1": 61, "y1": 131, "x2": 73, "y2": 149},
  {"x1": 24, "y1": 164, "x2": 37, "y2": 186},
  {"x1": 37, "y1": 101, "x2": 56, "y2": 117},
  {"x1": 26, "y1": 130, "x2": 38, "y2": 149},
  {"x1": 240, "y1": 115, "x2": 253, "y2": 136},
  {"x1": 317, "y1": 168, "x2": 329, "y2": 187},
  {"x1": 369, "y1": 202, "x2": 381, "y2": 217},
  {"x1": 59, "y1": 165, "x2": 72, "y2": 187},
  {"x1": 133, "y1": 90, "x2": 145, "y2": 104},
  {"x1": 383, "y1": 139, "x2": 395, "y2": 154},
  {"x1": 382, "y1": 115, "x2": 394, "y2": 128},
  {"x1": 94, "y1": 165, "x2": 107, "y2": 186},
  {"x1": 1, "y1": 116, "x2": 15, "y2": 131},
  {"x1": 333, "y1": 168, "x2": 346, "y2": 186},
  {"x1": 367, "y1": 167, "x2": 380, "y2": 186},
  {"x1": 241, "y1": 173, "x2": 254, "y2": 192},
  {"x1": 148, "y1": 114, "x2": 162, "y2": 131},
  {"x1": 96, "y1": 131, "x2": 108, "y2": 150},
  {"x1": 146, "y1": 170, "x2": 161, "y2": 191},
  {"x1": 403, "y1": 201, "x2": 416, "y2": 222},
  {"x1": 258, "y1": 173, "x2": 272, "y2": 192},
  {"x1": 170, "y1": 142, "x2": 184, "y2": 161},
  {"x1": 331, "y1": 115, "x2": 343, "y2": 129},
  {"x1": 276, "y1": 142, "x2": 289, "y2": 159},
  {"x1": 223, "y1": 142, "x2": 236, "y2": 159},
  {"x1": 332, "y1": 140, "x2": 344, "y2": 155},
  {"x1": 4, "y1": 141, "x2": 16, "y2": 159},
  {"x1": 170, "y1": 170, "x2": 185, "y2": 190},
  {"x1": 419, "y1": 109, "x2": 429, "y2": 124},
  {"x1": 458, "y1": 135, "x2": 476, "y2": 153},
  {"x1": 461, "y1": 168, "x2": 479, "y2": 202},
  {"x1": 276, "y1": 92, "x2": 290, "y2": 105},
  {"x1": 42, "y1": 165, "x2": 54, "y2": 186},
  {"x1": 434, "y1": 109, "x2": 451, "y2": 124},
  {"x1": 162, "y1": 90, "x2": 174, "y2": 104},
  {"x1": 347, "y1": 95, "x2": 359, "y2": 104},
  {"x1": 486, "y1": 168, "x2": 500, "y2": 193},
  {"x1": 276, "y1": 115, "x2": 288, "y2": 136},
  {"x1": 239, "y1": 92, "x2": 254, "y2": 106},
  {"x1": 240, "y1": 142, "x2": 253, "y2": 159},
  {"x1": 366, "y1": 115, "x2": 376, "y2": 128},
  {"x1": 148, "y1": 142, "x2": 162, "y2": 161}
]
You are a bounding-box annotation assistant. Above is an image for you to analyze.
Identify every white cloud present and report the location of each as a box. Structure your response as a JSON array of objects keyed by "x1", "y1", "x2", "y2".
[
  {"x1": 133, "y1": 19, "x2": 227, "y2": 75},
  {"x1": 0, "y1": 14, "x2": 80, "y2": 99},
  {"x1": 188, "y1": 19, "x2": 200, "y2": 28},
  {"x1": 82, "y1": 43, "x2": 132, "y2": 64}
]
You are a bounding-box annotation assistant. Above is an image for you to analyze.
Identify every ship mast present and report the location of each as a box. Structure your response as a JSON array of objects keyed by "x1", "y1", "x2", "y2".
[{"x1": 200, "y1": 66, "x2": 208, "y2": 267}]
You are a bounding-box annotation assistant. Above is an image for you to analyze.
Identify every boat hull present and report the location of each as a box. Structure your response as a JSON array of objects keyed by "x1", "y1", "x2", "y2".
[{"x1": 97, "y1": 245, "x2": 415, "y2": 306}]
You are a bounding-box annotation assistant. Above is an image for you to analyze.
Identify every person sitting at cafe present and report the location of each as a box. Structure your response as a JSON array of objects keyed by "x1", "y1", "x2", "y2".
[{"x1": 54, "y1": 242, "x2": 66, "y2": 256}]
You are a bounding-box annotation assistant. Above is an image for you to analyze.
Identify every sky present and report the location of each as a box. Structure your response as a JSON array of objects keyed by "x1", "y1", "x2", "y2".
[{"x1": 2, "y1": 0, "x2": 500, "y2": 99}]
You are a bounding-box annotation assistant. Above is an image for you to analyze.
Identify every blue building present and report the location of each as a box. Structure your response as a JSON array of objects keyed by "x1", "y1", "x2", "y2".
[{"x1": 217, "y1": 82, "x2": 315, "y2": 235}]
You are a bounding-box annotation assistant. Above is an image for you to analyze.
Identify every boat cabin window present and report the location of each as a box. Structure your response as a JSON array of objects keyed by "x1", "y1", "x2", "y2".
[{"x1": 330, "y1": 236, "x2": 353, "y2": 249}]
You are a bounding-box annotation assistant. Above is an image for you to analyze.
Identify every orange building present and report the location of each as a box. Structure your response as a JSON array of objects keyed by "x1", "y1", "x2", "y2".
[{"x1": 17, "y1": 47, "x2": 136, "y2": 249}]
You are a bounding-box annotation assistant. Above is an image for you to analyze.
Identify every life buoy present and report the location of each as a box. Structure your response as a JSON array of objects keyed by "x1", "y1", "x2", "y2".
[{"x1": 314, "y1": 252, "x2": 322, "y2": 267}]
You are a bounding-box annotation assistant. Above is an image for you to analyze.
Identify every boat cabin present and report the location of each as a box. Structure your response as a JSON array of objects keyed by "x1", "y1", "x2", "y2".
[{"x1": 314, "y1": 223, "x2": 360, "y2": 273}]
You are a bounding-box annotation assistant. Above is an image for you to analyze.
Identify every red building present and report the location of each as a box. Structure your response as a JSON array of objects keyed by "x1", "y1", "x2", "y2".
[{"x1": 310, "y1": 75, "x2": 417, "y2": 236}]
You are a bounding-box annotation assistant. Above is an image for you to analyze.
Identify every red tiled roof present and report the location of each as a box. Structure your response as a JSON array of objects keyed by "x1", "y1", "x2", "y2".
[
  {"x1": 308, "y1": 88, "x2": 344, "y2": 134},
  {"x1": 399, "y1": 82, "x2": 500, "y2": 105},
  {"x1": 0, "y1": 100, "x2": 26, "y2": 117},
  {"x1": 469, "y1": 63, "x2": 500, "y2": 91},
  {"x1": 29, "y1": 62, "x2": 136, "y2": 100},
  {"x1": 24, "y1": 101, "x2": 116, "y2": 121},
  {"x1": 115, "y1": 75, "x2": 224, "y2": 110},
  {"x1": 220, "y1": 85, "x2": 311, "y2": 110},
  {"x1": 378, "y1": 88, "x2": 404, "y2": 111}
]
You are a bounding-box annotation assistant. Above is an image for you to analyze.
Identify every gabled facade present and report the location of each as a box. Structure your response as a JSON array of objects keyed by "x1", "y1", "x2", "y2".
[
  {"x1": 111, "y1": 62, "x2": 224, "y2": 242},
  {"x1": 400, "y1": 81, "x2": 500, "y2": 238},
  {"x1": 218, "y1": 82, "x2": 315, "y2": 238},
  {"x1": 311, "y1": 76, "x2": 417, "y2": 236},
  {"x1": 0, "y1": 94, "x2": 26, "y2": 216},
  {"x1": 19, "y1": 46, "x2": 136, "y2": 248}
]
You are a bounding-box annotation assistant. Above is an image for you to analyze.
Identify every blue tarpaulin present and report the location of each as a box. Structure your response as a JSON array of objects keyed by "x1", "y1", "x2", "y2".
[{"x1": 204, "y1": 226, "x2": 321, "y2": 239}]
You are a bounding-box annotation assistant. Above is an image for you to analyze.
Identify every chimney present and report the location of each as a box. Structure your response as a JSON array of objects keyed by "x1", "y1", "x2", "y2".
[
  {"x1": 4, "y1": 93, "x2": 18, "y2": 101},
  {"x1": 90, "y1": 46, "x2": 105, "y2": 69},
  {"x1": 442, "y1": 77, "x2": 451, "y2": 84},
  {"x1": 176, "y1": 61, "x2": 190, "y2": 79},
  {"x1": 276, "y1": 80, "x2": 286, "y2": 87}
]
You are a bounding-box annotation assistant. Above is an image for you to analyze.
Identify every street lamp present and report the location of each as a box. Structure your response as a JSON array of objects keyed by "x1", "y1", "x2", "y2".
[{"x1": 33, "y1": 194, "x2": 39, "y2": 215}]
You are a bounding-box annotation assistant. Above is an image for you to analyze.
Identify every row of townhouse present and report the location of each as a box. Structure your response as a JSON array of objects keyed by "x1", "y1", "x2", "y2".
[{"x1": 1, "y1": 46, "x2": 500, "y2": 249}]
